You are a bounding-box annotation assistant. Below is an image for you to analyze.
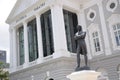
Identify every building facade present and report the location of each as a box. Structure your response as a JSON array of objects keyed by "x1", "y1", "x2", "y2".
[
  {"x1": 0, "y1": 50, "x2": 6, "y2": 63},
  {"x1": 6, "y1": 0, "x2": 120, "y2": 80}
]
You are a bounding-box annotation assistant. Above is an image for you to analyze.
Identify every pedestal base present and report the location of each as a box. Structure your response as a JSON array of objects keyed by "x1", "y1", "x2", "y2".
[
  {"x1": 75, "y1": 66, "x2": 90, "y2": 71},
  {"x1": 67, "y1": 70, "x2": 101, "y2": 80}
]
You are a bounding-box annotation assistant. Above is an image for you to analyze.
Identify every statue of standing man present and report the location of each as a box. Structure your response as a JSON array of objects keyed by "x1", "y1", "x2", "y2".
[{"x1": 74, "y1": 25, "x2": 89, "y2": 71}]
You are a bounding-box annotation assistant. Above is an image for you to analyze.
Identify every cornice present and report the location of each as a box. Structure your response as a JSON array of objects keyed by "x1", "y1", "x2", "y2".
[
  {"x1": 6, "y1": 0, "x2": 47, "y2": 24},
  {"x1": 10, "y1": 56, "x2": 75, "y2": 75}
]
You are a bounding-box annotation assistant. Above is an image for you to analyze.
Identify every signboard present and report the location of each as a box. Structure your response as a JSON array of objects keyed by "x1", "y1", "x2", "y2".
[{"x1": 34, "y1": 2, "x2": 45, "y2": 11}]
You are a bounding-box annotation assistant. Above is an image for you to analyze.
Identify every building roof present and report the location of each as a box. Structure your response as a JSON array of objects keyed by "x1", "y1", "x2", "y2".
[
  {"x1": 6, "y1": 0, "x2": 90, "y2": 24},
  {"x1": 6, "y1": 0, "x2": 40, "y2": 24}
]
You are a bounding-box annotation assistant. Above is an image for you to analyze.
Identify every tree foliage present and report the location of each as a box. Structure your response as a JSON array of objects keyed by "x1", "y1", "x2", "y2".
[{"x1": 0, "y1": 62, "x2": 9, "y2": 80}]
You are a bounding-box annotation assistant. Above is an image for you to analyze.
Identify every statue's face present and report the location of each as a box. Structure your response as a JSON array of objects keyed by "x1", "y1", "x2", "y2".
[{"x1": 77, "y1": 25, "x2": 82, "y2": 31}]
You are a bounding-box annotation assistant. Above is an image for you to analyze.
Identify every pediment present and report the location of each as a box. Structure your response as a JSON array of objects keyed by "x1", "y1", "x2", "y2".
[
  {"x1": 6, "y1": 0, "x2": 39, "y2": 24},
  {"x1": 14, "y1": 0, "x2": 39, "y2": 16}
]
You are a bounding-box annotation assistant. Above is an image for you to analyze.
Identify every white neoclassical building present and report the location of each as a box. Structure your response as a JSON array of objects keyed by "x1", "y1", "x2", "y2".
[{"x1": 6, "y1": 0, "x2": 120, "y2": 80}]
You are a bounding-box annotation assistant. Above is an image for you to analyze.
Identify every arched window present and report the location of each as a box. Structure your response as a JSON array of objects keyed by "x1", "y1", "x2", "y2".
[
  {"x1": 88, "y1": 23, "x2": 103, "y2": 56},
  {"x1": 96, "y1": 68, "x2": 109, "y2": 80},
  {"x1": 107, "y1": 14, "x2": 120, "y2": 50}
]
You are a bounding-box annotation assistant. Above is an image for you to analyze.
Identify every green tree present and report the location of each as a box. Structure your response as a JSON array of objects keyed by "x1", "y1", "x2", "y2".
[{"x1": 0, "y1": 62, "x2": 9, "y2": 80}]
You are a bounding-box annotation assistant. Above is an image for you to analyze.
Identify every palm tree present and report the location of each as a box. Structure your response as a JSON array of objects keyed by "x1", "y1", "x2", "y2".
[{"x1": 0, "y1": 62, "x2": 9, "y2": 80}]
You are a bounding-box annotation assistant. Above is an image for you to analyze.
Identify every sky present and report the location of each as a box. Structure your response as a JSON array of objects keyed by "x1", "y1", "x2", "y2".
[{"x1": 0, "y1": 0, "x2": 17, "y2": 62}]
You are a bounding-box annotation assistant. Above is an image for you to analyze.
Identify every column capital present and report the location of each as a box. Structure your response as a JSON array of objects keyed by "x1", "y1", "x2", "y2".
[
  {"x1": 12, "y1": 27, "x2": 17, "y2": 32},
  {"x1": 76, "y1": 10, "x2": 84, "y2": 16},
  {"x1": 35, "y1": 13, "x2": 41, "y2": 18},
  {"x1": 49, "y1": 0, "x2": 63, "y2": 9},
  {"x1": 76, "y1": 4, "x2": 84, "y2": 15},
  {"x1": 22, "y1": 21, "x2": 27, "y2": 25},
  {"x1": 9, "y1": 27, "x2": 14, "y2": 33},
  {"x1": 10, "y1": 23, "x2": 17, "y2": 31}
]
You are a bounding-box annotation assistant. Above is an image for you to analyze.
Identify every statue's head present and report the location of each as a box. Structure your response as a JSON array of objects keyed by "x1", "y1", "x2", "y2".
[{"x1": 77, "y1": 25, "x2": 82, "y2": 31}]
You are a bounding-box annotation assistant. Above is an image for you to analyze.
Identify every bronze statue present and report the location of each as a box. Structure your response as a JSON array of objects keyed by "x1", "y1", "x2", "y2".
[{"x1": 74, "y1": 25, "x2": 89, "y2": 71}]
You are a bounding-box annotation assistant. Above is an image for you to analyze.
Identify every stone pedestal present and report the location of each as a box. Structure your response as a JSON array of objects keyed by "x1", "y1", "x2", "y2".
[{"x1": 67, "y1": 70, "x2": 101, "y2": 80}]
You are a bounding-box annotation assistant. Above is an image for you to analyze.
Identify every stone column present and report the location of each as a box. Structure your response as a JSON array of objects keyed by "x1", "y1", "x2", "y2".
[
  {"x1": 50, "y1": 4, "x2": 70, "y2": 58},
  {"x1": 9, "y1": 28, "x2": 14, "y2": 72},
  {"x1": 12, "y1": 28, "x2": 17, "y2": 71},
  {"x1": 35, "y1": 14, "x2": 43, "y2": 63},
  {"x1": 97, "y1": 1, "x2": 112, "y2": 55},
  {"x1": 23, "y1": 22, "x2": 29, "y2": 67},
  {"x1": 77, "y1": 11, "x2": 92, "y2": 59}
]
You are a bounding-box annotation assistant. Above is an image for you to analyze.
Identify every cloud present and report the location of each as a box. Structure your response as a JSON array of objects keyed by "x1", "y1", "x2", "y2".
[
  {"x1": 0, "y1": 23, "x2": 10, "y2": 62},
  {"x1": 0, "y1": 24, "x2": 9, "y2": 49},
  {"x1": 0, "y1": 0, "x2": 17, "y2": 62}
]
